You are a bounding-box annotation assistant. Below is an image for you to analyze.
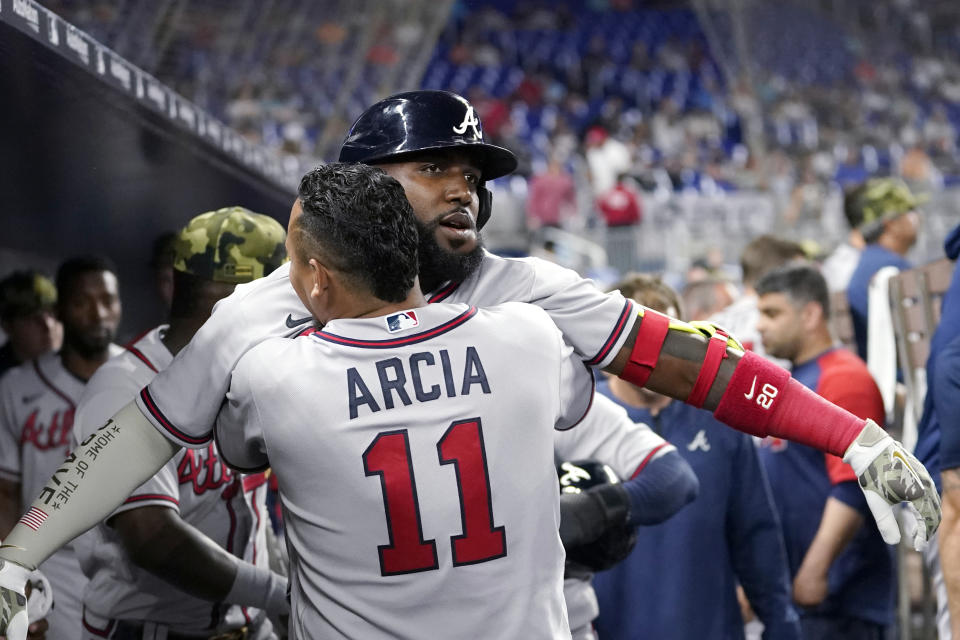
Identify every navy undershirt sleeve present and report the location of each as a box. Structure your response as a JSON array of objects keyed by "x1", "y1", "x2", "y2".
[{"x1": 621, "y1": 450, "x2": 698, "y2": 526}]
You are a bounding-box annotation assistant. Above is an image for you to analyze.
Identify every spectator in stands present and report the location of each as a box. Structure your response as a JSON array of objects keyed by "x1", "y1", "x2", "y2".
[
  {"x1": 756, "y1": 264, "x2": 894, "y2": 640},
  {"x1": 913, "y1": 222, "x2": 960, "y2": 640},
  {"x1": 820, "y1": 185, "x2": 867, "y2": 293},
  {"x1": 585, "y1": 126, "x2": 632, "y2": 197},
  {"x1": 845, "y1": 178, "x2": 923, "y2": 359},
  {"x1": 710, "y1": 235, "x2": 806, "y2": 360},
  {"x1": 682, "y1": 277, "x2": 736, "y2": 321},
  {"x1": 597, "y1": 174, "x2": 643, "y2": 227},
  {"x1": 526, "y1": 156, "x2": 577, "y2": 229},
  {"x1": 0, "y1": 270, "x2": 61, "y2": 378},
  {"x1": 592, "y1": 274, "x2": 801, "y2": 640}
]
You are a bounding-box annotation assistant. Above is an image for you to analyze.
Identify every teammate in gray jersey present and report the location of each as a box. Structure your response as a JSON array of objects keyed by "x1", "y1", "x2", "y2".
[
  {"x1": 215, "y1": 164, "x2": 600, "y2": 638},
  {"x1": 72, "y1": 208, "x2": 288, "y2": 639},
  {"x1": 0, "y1": 91, "x2": 941, "y2": 638},
  {"x1": 0, "y1": 256, "x2": 123, "y2": 640}
]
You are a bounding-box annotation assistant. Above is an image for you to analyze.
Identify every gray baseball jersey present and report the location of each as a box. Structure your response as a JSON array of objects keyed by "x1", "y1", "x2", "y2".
[
  {"x1": 553, "y1": 393, "x2": 676, "y2": 638},
  {"x1": 216, "y1": 302, "x2": 593, "y2": 639},
  {"x1": 71, "y1": 327, "x2": 271, "y2": 637},
  {"x1": 136, "y1": 252, "x2": 637, "y2": 446},
  {"x1": 0, "y1": 348, "x2": 119, "y2": 640}
]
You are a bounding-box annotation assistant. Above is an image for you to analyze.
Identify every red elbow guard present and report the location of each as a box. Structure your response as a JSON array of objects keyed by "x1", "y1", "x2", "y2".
[
  {"x1": 619, "y1": 310, "x2": 671, "y2": 389},
  {"x1": 713, "y1": 351, "x2": 865, "y2": 456}
]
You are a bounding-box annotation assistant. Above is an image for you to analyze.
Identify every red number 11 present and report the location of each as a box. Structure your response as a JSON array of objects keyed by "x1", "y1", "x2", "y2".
[{"x1": 362, "y1": 418, "x2": 507, "y2": 576}]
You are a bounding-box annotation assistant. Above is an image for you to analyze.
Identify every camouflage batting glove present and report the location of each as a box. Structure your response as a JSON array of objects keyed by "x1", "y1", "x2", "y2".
[
  {"x1": 843, "y1": 420, "x2": 941, "y2": 550},
  {"x1": 0, "y1": 559, "x2": 30, "y2": 639}
]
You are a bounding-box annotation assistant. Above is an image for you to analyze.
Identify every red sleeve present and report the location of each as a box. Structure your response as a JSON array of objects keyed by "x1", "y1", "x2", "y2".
[{"x1": 816, "y1": 354, "x2": 885, "y2": 485}]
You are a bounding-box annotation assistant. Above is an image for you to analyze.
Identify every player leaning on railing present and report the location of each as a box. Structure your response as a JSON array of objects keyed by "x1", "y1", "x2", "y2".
[{"x1": 0, "y1": 90, "x2": 941, "y2": 638}]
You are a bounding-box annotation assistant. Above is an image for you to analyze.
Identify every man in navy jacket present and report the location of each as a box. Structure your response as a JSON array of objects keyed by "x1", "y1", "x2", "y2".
[{"x1": 592, "y1": 274, "x2": 800, "y2": 640}]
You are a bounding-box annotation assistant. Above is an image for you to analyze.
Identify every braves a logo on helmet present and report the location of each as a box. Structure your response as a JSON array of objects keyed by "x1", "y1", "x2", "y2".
[
  {"x1": 386, "y1": 310, "x2": 419, "y2": 333},
  {"x1": 452, "y1": 106, "x2": 482, "y2": 139}
]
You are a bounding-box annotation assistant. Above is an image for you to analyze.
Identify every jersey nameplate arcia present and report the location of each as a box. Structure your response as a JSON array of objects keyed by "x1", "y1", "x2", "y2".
[{"x1": 347, "y1": 347, "x2": 491, "y2": 419}]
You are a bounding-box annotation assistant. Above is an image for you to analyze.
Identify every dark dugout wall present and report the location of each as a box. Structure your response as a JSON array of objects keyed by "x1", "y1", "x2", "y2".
[{"x1": 0, "y1": 2, "x2": 303, "y2": 337}]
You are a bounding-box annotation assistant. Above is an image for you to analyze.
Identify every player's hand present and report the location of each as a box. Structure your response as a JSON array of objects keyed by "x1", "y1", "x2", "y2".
[
  {"x1": 558, "y1": 484, "x2": 630, "y2": 549},
  {"x1": 843, "y1": 420, "x2": 941, "y2": 550},
  {"x1": 0, "y1": 560, "x2": 31, "y2": 640},
  {"x1": 686, "y1": 320, "x2": 744, "y2": 351}
]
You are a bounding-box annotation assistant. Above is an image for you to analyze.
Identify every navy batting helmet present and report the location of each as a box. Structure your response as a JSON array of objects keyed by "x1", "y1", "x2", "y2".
[
  {"x1": 338, "y1": 90, "x2": 518, "y2": 230},
  {"x1": 558, "y1": 459, "x2": 638, "y2": 576}
]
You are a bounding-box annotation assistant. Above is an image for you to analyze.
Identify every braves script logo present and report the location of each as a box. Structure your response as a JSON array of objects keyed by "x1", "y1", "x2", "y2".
[
  {"x1": 178, "y1": 445, "x2": 233, "y2": 496},
  {"x1": 453, "y1": 106, "x2": 481, "y2": 138},
  {"x1": 20, "y1": 408, "x2": 74, "y2": 451},
  {"x1": 386, "y1": 310, "x2": 419, "y2": 333}
]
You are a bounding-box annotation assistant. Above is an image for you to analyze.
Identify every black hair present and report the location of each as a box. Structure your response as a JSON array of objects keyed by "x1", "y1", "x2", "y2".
[
  {"x1": 843, "y1": 183, "x2": 867, "y2": 230},
  {"x1": 755, "y1": 263, "x2": 830, "y2": 317},
  {"x1": 149, "y1": 231, "x2": 178, "y2": 269},
  {"x1": 296, "y1": 163, "x2": 419, "y2": 303},
  {"x1": 55, "y1": 255, "x2": 118, "y2": 300},
  {"x1": 168, "y1": 269, "x2": 235, "y2": 319}
]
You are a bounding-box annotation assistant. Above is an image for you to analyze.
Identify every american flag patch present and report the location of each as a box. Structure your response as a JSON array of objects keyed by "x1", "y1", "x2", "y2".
[{"x1": 19, "y1": 507, "x2": 48, "y2": 531}]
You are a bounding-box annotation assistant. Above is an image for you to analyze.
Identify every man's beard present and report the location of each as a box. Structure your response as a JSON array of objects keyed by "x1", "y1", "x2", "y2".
[
  {"x1": 64, "y1": 328, "x2": 114, "y2": 358},
  {"x1": 416, "y1": 219, "x2": 485, "y2": 294}
]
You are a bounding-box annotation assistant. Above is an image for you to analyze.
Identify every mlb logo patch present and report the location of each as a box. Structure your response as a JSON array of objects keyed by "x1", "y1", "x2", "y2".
[{"x1": 386, "y1": 310, "x2": 419, "y2": 333}]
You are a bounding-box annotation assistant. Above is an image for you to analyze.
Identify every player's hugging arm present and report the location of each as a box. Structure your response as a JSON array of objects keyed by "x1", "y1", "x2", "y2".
[
  {"x1": 0, "y1": 402, "x2": 180, "y2": 635},
  {"x1": 604, "y1": 307, "x2": 940, "y2": 549}
]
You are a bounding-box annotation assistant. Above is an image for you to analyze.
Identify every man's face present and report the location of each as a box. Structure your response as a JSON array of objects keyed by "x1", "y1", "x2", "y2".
[
  {"x1": 2, "y1": 310, "x2": 61, "y2": 360},
  {"x1": 58, "y1": 270, "x2": 121, "y2": 357},
  {"x1": 377, "y1": 151, "x2": 485, "y2": 289},
  {"x1": 756, "y1": 292, "x2": 804, "y2": 362},
  {"x1": 892, "y1": 209, "x2": 920, "y2": 248}
]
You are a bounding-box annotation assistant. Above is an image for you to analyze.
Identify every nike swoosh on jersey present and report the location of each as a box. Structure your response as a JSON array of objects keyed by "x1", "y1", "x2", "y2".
[
  {"x1": 21, "y1": 392, "x2": 43, "y2": 405},
  {"x1": 285, "y1": 314, "x2": 313, "y2": 328},
  {"x1": 744, "y1": 376, "x2": 757, "y2": 400}
]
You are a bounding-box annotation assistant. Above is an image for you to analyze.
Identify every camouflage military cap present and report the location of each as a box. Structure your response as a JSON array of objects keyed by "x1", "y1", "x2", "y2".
[
  {"x1": 854, "y1": 178, "x2": 927, "y2": 228},
  {"x1": 173, "y1": 206, "x2": 287, "y2": 284},
  {"x1": 0, "y1": 271, "x2": 57, "y2": 320}
]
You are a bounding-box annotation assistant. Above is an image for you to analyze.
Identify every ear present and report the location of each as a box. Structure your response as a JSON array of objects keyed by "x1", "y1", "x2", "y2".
[
  {"x1": 801, "y1": 300, "x2": 823, "y2": 330},
  {"x1": 307, "y1": 258, "x2": 331, "y2": 304}
]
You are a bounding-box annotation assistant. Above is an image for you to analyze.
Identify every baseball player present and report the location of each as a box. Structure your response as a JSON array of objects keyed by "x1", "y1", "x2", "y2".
[
  {"x1": 0, "y1": 256, "x2": 123, "y2": 640},
  {"x1": 72, "y1": 208, "x2": 288, "y2": 639},
  {"x1": 0, "y1": 270, "x2": 61, "y2": 379},
  {"x1": 217, "y1": 163, "x2": 594, "y2": 637},
  {"x1": 0, "y1": 91, "x2": 940, "y2": 637},
  {"x1": 555, "y1": 394, "x2": 699, "y2": 640}
]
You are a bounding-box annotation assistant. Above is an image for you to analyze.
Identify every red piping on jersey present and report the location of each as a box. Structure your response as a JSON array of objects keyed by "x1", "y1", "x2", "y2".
[
  {"x1": 630, "y1": 443, "x2": 670, "y2": 479},
  {"x1": 309, "y1": 306, "x2": 478, "y2": 348},
  {"x1": 123, "y1": 327, "x2": 155, "y2": 349},
  {"x1": 243, "y1": 472, "x2": 269, "y2": 493},
  {"x1": 139, "y1": 387, "x2": 211, "y2": 446},
  {"x1": 251, "y1": 486, "x2": 262, "y2": 565},
  {"x1": 123, "y1": 493, "x2": 179, "y2": 506},
  {"x1": 427, "y1": 281, "x2": 462, "y2": 303},
  {"x1": 125, "y1": 345, "x2": 158, "y2": 373},
  {"x1": 81, "y1": 611, "x2": 116, "y2": 637},
  {"x1": 585, "y1": 300, "x2": 635, "y2": 366},
  {"x1": 32, "y1": 359, "x2": 76, "y2": 410}
]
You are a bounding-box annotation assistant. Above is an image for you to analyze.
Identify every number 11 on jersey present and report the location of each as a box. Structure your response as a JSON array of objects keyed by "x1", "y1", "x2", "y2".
[{"x1": 363, "y1": 418, "x2": 507, "y2": 576}]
